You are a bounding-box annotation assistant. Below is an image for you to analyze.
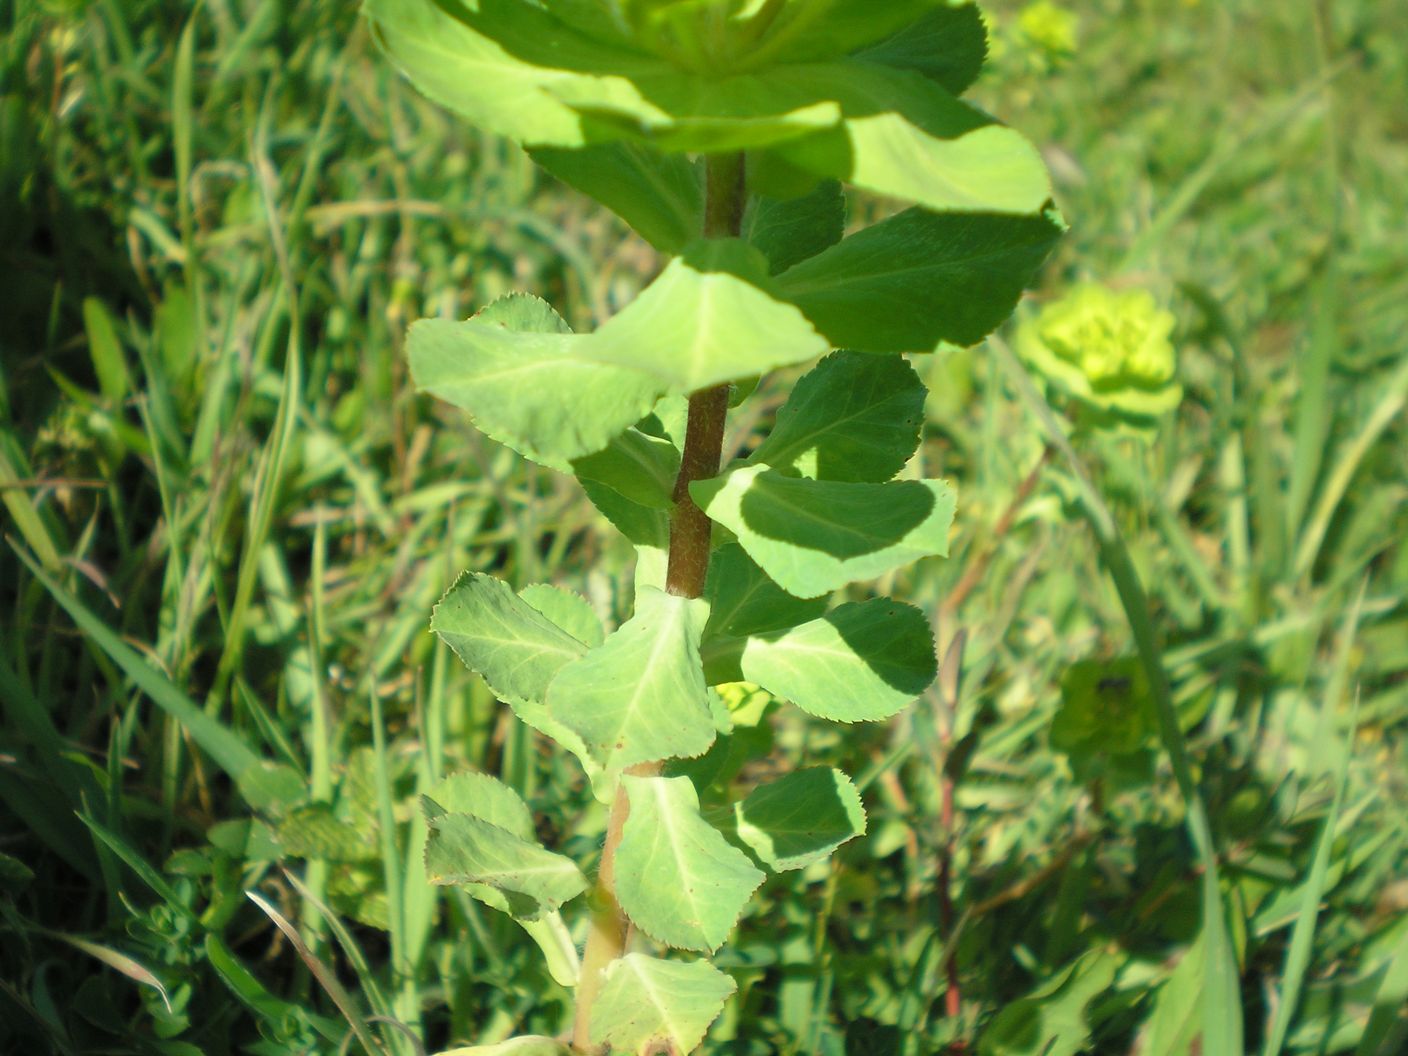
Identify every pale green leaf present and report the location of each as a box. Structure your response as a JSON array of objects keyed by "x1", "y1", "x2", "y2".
[
  {"x1": 691, "y1": 465, "x2": 957, "y2": 597},
  {"x1": 421, "y1": 771, "x2": 535, "y2": 840},
  {"x1": 749, "y1": 351, "x2": 925, "y2": 481},
  {"x1": 615, "y1": 775, "x2": 764, "y2": 951},
  {"x1": 979, "y1": 949, "x2": 1123, "y2": 1056},
  {"x1": 434, "y1": 1037, "x2": 571, "y2": 1056},
  {"x1": 734, "y1": 767, "x2": 866, "y2": 870},
  {"x1": 277, "y1": 806, "x2": 379, "y2": 863},
  {"x1": 531, "y1": 142, "x2": 702, "y2": 254},
  {"x1": 590, "y1": 954, "x2": 737, "y2": 1055},
  {"x1": 547, "y1": 588, "x2": 715, "y2": 798},
  {"x1": 425, "y1": 812, "x2": 587, "y2": 920},
  {"x1": 715, "y1": 599, "x2": 937, "y2": 722},
  {"x1": 572, "y1": 428, "x2": 680, "y2": 511},
  {"x1": 431, "y1": 573, "x2": 601, "y2": 773},
  {"x1": 585, "y1": 240, "x2": 829, "y2": 392},
  {"x1": 703, "y1": 542, "x2": 829, "y2": 641},
  {"x1": 408, "y1": 294, "x2": 663, "y2": 470},
  {"x1": 774, "y1": 207, "x2": 1065, "y2": 353},
  {"x1": 771, "y1": 63, "x2": 1050, "y2": 214},
  {"x1": 856, "y1": 3, "x2": 989, "y2": 95},
  {"x1": 365, "y1": 0, "x2": 668, "y2": 148},
  {"x1": 519, "y1": 584, "x2": 605, "y2": 650},
  {"x1": 431, "y1": 573, "x2": 588, "y2": 703},
  {"x1": 742, "y1": 179, "x2": 846, "y2": 275}
]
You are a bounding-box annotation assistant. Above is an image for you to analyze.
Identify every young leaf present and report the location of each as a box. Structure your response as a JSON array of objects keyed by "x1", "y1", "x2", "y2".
[
  {"x1": 589, "y1": 954, "x2": 737, "y2": 1055},
  {"x1": 519, "y1": 584, "x2": 605, "y2": 650},
  {"x1": 424, "y1": 812, "x2": 587, "y2": 920},
  {"x1": 434, "y1": 1038, "x2": 571, "y2": 1056},
  {"x1": 431, "y1": 573, "x2": 589, "y2": 704},
  {"x1": 749, "y1": 350, "x2": 926, "y2": 482},
  {"x1": 734, "y1": 767, "x2": 866, "y2": 871},
  {"x1": 742, "y1": 179, "x2": 846, "y2": 275},
  {"x1": 690, "y1": 465, "x2": 957, "y2": 597},
  {"x1": 422, "y1": 771, "x2": 535, "y2": 839},
  {"x1": 703, "y1": 543, "x2": 830, "y2": 641},
  {"x1": 546, "y1": 588, "x2": 715, "y2": 798},
  {"x1": 774, "y1": 207, "x2": 1065, "y2": 354},
  {"x1": 720, "y1": 600, "x2": 938, "y2": 723},
  {"x1": 856, "y1": 3, "x2": 989, "y2": 95},
  {"x1": 408, "y1": 294, "x2": 663, "y2": 471},
  {"x1": 531, "y1": 143, "x2": 702, "y2": 254},
  {"x1": 585, "y1": 240, "x2": 829, "y2": 392},
  {"x1": 614, "y1": 775, "x2": 764, "y2": 951}
]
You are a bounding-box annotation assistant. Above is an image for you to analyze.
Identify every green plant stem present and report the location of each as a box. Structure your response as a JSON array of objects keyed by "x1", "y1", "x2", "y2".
[{"x1": 571, "y1": 152, "x2": 746, "y2": 1054}]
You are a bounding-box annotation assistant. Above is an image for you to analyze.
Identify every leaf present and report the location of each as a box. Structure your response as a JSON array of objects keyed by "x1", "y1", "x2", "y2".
[
  {"x1": 615, "y1": 775, "x2": 764, "y2": 951},
  {"x1": 749, "y1": 1, "x2": 959, "y2": 63},
  {"x1": 768, "y1": 63, "x2": 1050, "y2": 214},
  {"x1": 424, "y1": 812, "x2": 587, "y2": 920},
  {"x1": 531, "y1": 143, "x2": 702, "y2": 254},
  {"x1": 408, "y1": 294, "x2": 663, "y2": 470},
  {"x1": 742, "y1": 179, "x2": 846, "y2": 275},
  {"x1": 421, "y1": 771, "x2": 535, "y2": 839},
  {"x1": 856, "y1": 3, "x2": 989, "y2": 95},
  {"x1": 774, "y1": 207, "x2": 1065, "y2": 354},
  {"x1": 734, "y1": 767, "x2": 866, "y2": 871},
  {"x1": 431, "y1": 573, "x2": 588, "y2": 704},
  {"x1": 703, "y1": 542, "x2": 830, "y2": 641},
  {"x1": 277, "y1": 806, "x2": 380, "y2": 863},
  {"x1": 585, "y1": 240, "x2": 830, "y2": 392},
  {"x1": 721, "y1": 600, "x2": 937, "y2": 723},
  {"x1": 572, "y1": 428, "x2": 680, "y2": 511},
  {"x1": 749, "y1": 351, "x2": 926, "y2": 482},
  {"x1": 978, "y1": 949, "x2": 1123, "y2": 1056},
  {"x1": 547, "y1": 587, "x2": 716, "y2": 798},
  {"x1": 580, "y1": 476, "x2": 672, "y2": 549},
  {"x1": 590, "y1": 954, "x2": 737, "y2": 1055},
  {"x1": 518, "y1": 584, "x2": 605, "y2": 650},
  {"x1": 691, "y1": 465, "x2": 957, "y2": 597},
  {"x1": 434, "y1": 1037, "x2": 571, "y2": 1056}
]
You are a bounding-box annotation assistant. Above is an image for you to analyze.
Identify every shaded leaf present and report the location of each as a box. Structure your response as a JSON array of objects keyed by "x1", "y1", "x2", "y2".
[
  {"x1": 425, "y1": 812, "x2": 587, "y2": 920},
  {"x1": 742, "y1": 179, "x2": 846, "y2": 275},
  {"x1": 856, "y1": 3, "x2": 989, "y2": 95},
  {"x1": 519, "y1": 584, "x2": 605, "y2": 650},
  {"x1": 734, "y1": 767, "x2": 866, "y2": 871},
  {"x1": 691, "y1": 465, "x2": 956, "y2": 597},
  {"x1": 703, "y1": 542, "x2": 830, "y2": 641},
  {"x1": 749, "y1": 350, "x2": 926, "y2": 482},
  {"x1": 774, "y1": 207, "x2": 1065, "y2": 354}
]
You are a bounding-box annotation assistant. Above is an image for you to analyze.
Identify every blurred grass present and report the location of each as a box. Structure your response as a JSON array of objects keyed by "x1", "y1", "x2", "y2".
[{"x1": 1, "y1": 1, "x2": 1406, "y2": 1054}]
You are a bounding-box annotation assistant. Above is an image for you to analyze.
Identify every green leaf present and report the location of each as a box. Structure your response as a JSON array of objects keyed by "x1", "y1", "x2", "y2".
[
  {"x1": 571, "y1": 428, "x2": 680, "y2": 511},
  {"x1": 408, "y1": 294, "x2": 663, "y2": 471},
  {"x1": 580, "y1": 476, "x2": 672, "y2": 549},
  {"x1": 421, "y1": 771, "x2": 535, "y2": 839},
  {"x1": 277, "y1": 806, "x2": 379, "y2": 863},
  {"x1": 589, "y1": 954, "x2": 737, "y2": 1055},
  {"x1": 774, "y1": 207, "x2": 1065, "y2": 354},
  {"x1": 531, "y1": 143, "x2": 702, "y2": 254},
  {"x1": 431, "y1": 573, "x2": 589, "y2": 704},
  {"x1": 546, "y1": 588, "x2": 715, "y2": 798},
  {"x1": 978, "y1": 949, "x2": 1123, "y2": 1056},
  {"x1": 856, "y1": 3, "x2": 989, "y2": 95},
  {"x1": 749, "y1": 1, "x2": 957, "y2": 63},
  {"x1": 433, "y1": 1037, "x2": 571, "y2": 1056},
  {"x1": 749, "y1": 351, "x2": 926, "y2": 482},
  {"x1": 715, "y1": 599, "x2": 936, "y2": 722},
  {"x1": 742, "y1": 179, "x2": 846, "y2": 275},
  {"x1": 703, "y1": 542, "x2": 829, "y2": 640},
  {"x1": 734, "y1": 767, "x2": 866, "y2": 871},
  {"x1": 586, "y1": 240, "x2": 829, "y2": 392},
  {"x1": 365, "y1": 0, "x2": 667, "y2": 149},
  {"x1": 691, "y1": 466, "x2": 957, "y2": 597},
  {"x1": 615, "y1": 775, "x2": 764, "y2": 951},
  {"x1": 424, "y1": 812, "x2": 587, "y2": 920},
  {"x1": 518, "y1": 584, "x2": 605, "y2": 650}
]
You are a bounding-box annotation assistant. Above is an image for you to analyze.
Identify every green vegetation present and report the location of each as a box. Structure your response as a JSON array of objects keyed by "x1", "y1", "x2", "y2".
[{"x1": 2, "y1": 2, "x2": 1406, "y2": 1055}]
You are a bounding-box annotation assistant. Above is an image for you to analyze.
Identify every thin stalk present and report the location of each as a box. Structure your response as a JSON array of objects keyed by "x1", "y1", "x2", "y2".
[{"x1": 571, "y1": 152, "x2": 746, "y2": 1053}]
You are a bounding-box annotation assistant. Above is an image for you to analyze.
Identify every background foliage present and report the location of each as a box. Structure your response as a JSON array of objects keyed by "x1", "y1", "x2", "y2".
[{"x1": 2, "y1": 1, "x2": 1406, "y2": 1054}]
